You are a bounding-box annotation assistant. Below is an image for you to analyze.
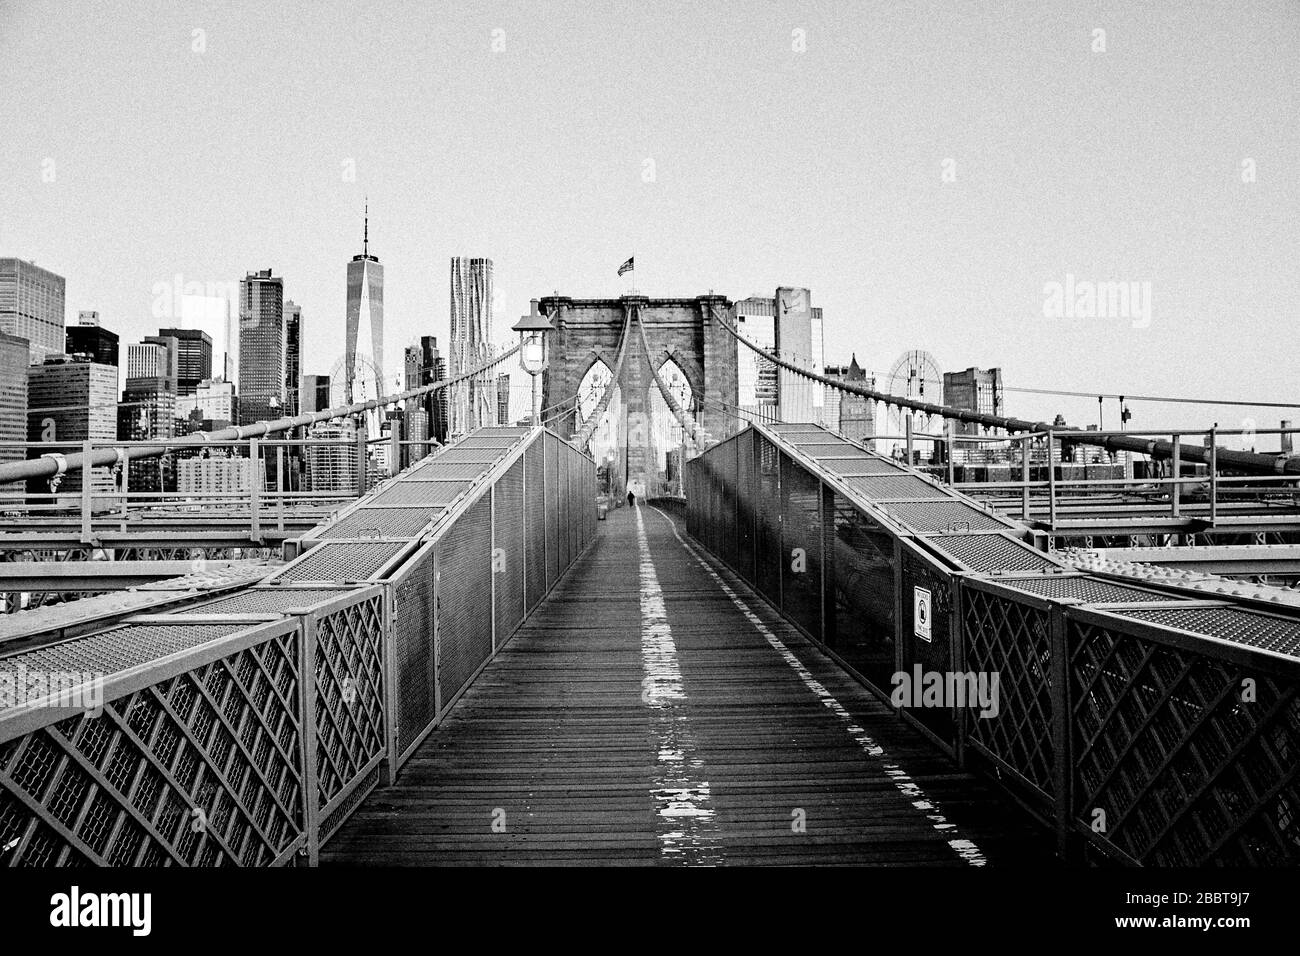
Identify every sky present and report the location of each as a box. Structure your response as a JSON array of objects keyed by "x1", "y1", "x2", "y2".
[{"x1": 1, "y1": 0, "x2": 1297, "y2": 443}]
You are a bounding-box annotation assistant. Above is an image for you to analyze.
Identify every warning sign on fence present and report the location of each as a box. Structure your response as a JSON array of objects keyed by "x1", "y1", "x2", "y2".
[{"x1": 914, "y1": 587, "x2": 932, "y2": 642}]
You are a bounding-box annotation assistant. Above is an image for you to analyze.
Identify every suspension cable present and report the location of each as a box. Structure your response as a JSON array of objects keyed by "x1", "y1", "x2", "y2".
[
  {"x1": 572, "y1": 306, "x2": 634, "y2": 449},
  {"x1": 637, "y1": 316, "x2": 708, "y2": 448},
  {"x1": 709, "y1": 304, "x2": 1298, "y2": 476}
]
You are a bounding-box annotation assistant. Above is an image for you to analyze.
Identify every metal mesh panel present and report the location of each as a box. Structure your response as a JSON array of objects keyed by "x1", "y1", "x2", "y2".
[
  {"x1": 735, "y1": 429, "x2": 755, "y2": 582},
  {"x1": 792, "y1": 443, "x2": 867, "y2": 458},
  {"x1": 818, "y1": 458, "x2": 903, "y2": 476},
  {"x1": 0, "y1": 628, "x2": 305, "y2": 866},
  {"x1": 769, "y1": 425, "x2": 828, "y2": 438},
  {"x1": 493, "y1": 459, "x2": 526, "y2": 645},
  {"x1": 318, "y1": 507, "x2": 443, "y2": 540},
  {"x1": 195, "y1": 588, "x2": 350, "y2": 615},
  {"x1": 963, "y1": 586, "x2": 1055, "y2": 805},
  {"x1": 754, "y1": 433, "x2": 781, "y2": 601},
  {"x1": 841, "y1": 473, "x2": 948, "y2": 500},
  {"x1": 1, "y1": 623, "x2": 242, "y2": 682},
  {"x1": 1000, "y1": 576, "x2": 1177, "y2": 605},
  {"x1": 558, "y1": 445, "x2": 571, "y2": 571},
  {"x1": 1114, "y1": 606, "x2": 1300, "y2": 658},
  {"x1": 276, "y1": 542, "x2": 405, "y2": 582},
  {"x1": 435, "y1": 494, "x2": 494, "y2": 710},
  {"x1": 370, "y1": 480, "x2": 470, "y2": 507},
  {"x1": 715, "y1": 440, "x2": 738, "y2": 568},
  {"x1": 826, "y1": 494, "x2": 896, "y2": 692},
  {"x1": 780, "y1": 452, "x2": 823, "y2": 637},
  {"x1": 1069, "y1": 617, "x2": 1300, "y2": 865},
  {"x1": 409, "y1": 461, "x2": 494, "y2": 481},
  {"x1": 525, "y1": 437, "x2": 546, "y2": 609},
  {"x1": 311, "y1": 592, "x2": 386, "y2": 815},
  {"x1": 391, "y1": 547, "x2": 436, "y2": 760},
  {"x1": 927, "y1": 533, "x2": 1060, "y2": 574},
  {"x1": 454, "y1": 435, "x2": 522, "y2": 449},
  {"x1": 899, "y1": 548, "x2": 957, "y2": 742},
  {"x1": 430, "y1": 447, "x2": 509, "y2": 465},
  {"x1": 545, "y1": 434, "x2": 559, "y2": 588},
  {"x1": 319, "y1": 763, "x2": 379, "y2": 843},
  {"x1": 879, "y1": 499, "x2": 1010, "y2": 534}
]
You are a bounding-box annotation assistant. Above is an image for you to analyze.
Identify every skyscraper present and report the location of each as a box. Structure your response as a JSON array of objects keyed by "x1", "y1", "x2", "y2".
[
  {"x1": 345, "y1": 205, "x2": 384, "y2": 408},
  {"x1": 66, "y1": 312, "x2": 119, "y2": 366},
  {"x1": 126, "y1": 341, "x2": 176, "y2": 387},
  {"x1": 496, "y1": 372, "x2": 511, "y2": 425},
  {"x1": 118, "y1": 375, "x2": 177, "y2": 493},
  {"x1": 283, "y1": 301, "x2": 302, "y2": 417},
  {"x1": 156, "y1": 327, "x2": 213, "y2": 396},
  {"x1": 306, "y1": 419, "x2": 359, "y2": 493},
  {"x1": 404, "y1": 336, "x2": 447, "y2": 444},
  {"x1": 0, "y1": 332, "x2": 28, "y2": 493},
  {"x1": 26, "y1": 355, "x2": 118, "y2": 497},
  {"x1": 449, "y1": 257, "x2": 493, "y2": 434},
  {"x1": 943, "y1": 366, "x2": 1004, "y2": 457},
  {"x1": 175, "y1": 378, "x2": 236, "y2": 433},
  {"x1": 237, "y1": 269, "x2": 286, "y2": 425},
  {"x1": 0, "y1": 258, "x2": 65, "y2": 364},
  {"x1": 140, "y1": 334, "x2": 181, "y2": 393}
]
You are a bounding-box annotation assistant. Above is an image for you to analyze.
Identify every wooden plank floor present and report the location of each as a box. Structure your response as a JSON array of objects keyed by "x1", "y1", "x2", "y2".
[{"x1": 323, "y1": 505, "x2": 1051, "y2": 866}]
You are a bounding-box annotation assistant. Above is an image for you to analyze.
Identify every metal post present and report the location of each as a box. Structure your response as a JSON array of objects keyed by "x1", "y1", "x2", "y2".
[
  {"x1": 355, "y1": 423, "x2": 367, "y2": 498},
  {"x1": 1047, "y1": 428, "x2": 1057, "y2": 529},
  {"x1": 1049, "y1": 604, "x2": 1076, "y2": 861},
  {"x1": 1020, "y1": 433, "x2": 1030, "y2": 519},
  {"x1": 277, "y1": 444, "x2": 285, "y2": 531},
  {"x1": 946, "y1": 419, "x2": 956, "y2": 486},
  {"x1": 249, "y1": 438, "x2": 261, "y2": 543},
  {"x1": 1209, "y1": 425, "x2": 1218, "y2": 526},
  {"x1": 905, "y1": 414, "x2": 914, "y2": 466},
  {"x1": 1170, "y1": 434, "x2": 1181, "y2": 519},
  {"x1": 120, "y1": 447, "x2": 130, "y2": 524},
  {"x1": 389, "y1": 422, "x2": 400, "y2": 476},
  {"x1": 80, "y1": 439, "x2": 92, "y2": 544}
]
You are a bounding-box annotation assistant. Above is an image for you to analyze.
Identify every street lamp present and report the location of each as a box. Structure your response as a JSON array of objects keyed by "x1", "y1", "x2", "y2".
[{"x1": 512, "y1": 305, "x2": 554, "y2": 426}]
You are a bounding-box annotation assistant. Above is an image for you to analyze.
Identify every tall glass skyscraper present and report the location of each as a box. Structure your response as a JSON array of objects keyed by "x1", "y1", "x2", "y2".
[
  {"x1": 449, "y1": 257, "x2": 493, "y2": 435},
  {"x1": 346, "y1": 205, "x2": 384, "y2": 412},
  {"x1": 284, "y1": 301, "x2": 302, "y2": 417},
  {"x1": 237, "y1": 269, "x2": 286, "y2": 425},
  {"x1": 0, "y1": 258, "x2": 65, "y2": 364}
]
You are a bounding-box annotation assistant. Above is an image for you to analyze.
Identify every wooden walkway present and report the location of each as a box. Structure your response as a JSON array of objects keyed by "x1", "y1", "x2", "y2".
[{"x1": 323, "y1": 505, "x2": 1048, "y2": 866}]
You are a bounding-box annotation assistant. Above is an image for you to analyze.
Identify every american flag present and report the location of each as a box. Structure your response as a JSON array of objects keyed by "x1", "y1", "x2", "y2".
[{"x1": 617, "y1": 257, "x2": 634, "y2": 276}]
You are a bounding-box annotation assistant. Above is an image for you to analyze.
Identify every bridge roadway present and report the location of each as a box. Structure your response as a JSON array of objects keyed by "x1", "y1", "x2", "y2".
[{"x1": 323, "y1": 504, "x2": 1047, "y2": 866}]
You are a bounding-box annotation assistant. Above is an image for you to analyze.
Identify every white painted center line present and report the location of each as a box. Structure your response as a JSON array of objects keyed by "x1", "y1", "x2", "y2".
[
  {"x1": 635, "y1": 504, "x2": 723, "y2": 864},
  {"x1": 650, "y1": 506, "x2": 988, "y2": 867}
]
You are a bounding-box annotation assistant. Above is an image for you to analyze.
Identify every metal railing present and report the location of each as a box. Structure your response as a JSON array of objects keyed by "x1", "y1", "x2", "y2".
[
  {"x1": 0, "y1": 426, "x2": 598, "y2": 865},
  {"x1": 684, "y1": 422, "x2": 1300, "y2": 866},
  {"x1": 845, "y1": 424, "x2": 1300, "y2": 531}
]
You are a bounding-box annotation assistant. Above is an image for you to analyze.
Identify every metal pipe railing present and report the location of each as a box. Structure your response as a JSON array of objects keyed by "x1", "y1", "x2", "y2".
[{"x1": 0, "y1": 345, "x2": 518, "y2": 485}]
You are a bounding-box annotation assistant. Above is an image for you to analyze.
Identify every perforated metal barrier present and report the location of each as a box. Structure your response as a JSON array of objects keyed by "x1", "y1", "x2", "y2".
[
  {"x1": 686, "y1": 422, "x2": 1300, "y2": 867},
  {"x1": 0, "y1": 426, "x2": 596, "y2": 866}
]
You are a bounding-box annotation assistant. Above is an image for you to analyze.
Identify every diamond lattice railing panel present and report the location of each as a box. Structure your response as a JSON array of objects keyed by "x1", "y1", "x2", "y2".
[
  {"x1": 1070, "y1": 619, "x2": 1300, "y2": 866},
  {"x1": 312, "y1": 594, "x2": 386, "y2": 808},
  {"x1": 962, "y1": 587, "x2": 1056, "y2": 800},
  {"x1": 0, "y1": 630, "x2": 305, "y2": 867}
]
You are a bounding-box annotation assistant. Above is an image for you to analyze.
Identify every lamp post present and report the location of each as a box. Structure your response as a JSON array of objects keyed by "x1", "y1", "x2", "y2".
[{"x1": 513, "y1": 305, "x2": 554, "y2": 427}]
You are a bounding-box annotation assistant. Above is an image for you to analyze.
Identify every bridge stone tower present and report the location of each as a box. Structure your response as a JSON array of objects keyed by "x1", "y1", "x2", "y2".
[{"x1": 538, "y1": 294, "x2": 738, "y2": 496}]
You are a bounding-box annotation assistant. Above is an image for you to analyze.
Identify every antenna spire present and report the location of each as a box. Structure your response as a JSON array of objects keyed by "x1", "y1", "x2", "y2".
[{"x1": 363, "y1": 198, "x2": 369, "y2": 257}]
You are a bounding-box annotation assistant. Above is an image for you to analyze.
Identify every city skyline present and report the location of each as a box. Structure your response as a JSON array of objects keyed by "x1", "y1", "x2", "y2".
[{"x1": 2, "y1": 2, "x2": 1296, "y2": 438}]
